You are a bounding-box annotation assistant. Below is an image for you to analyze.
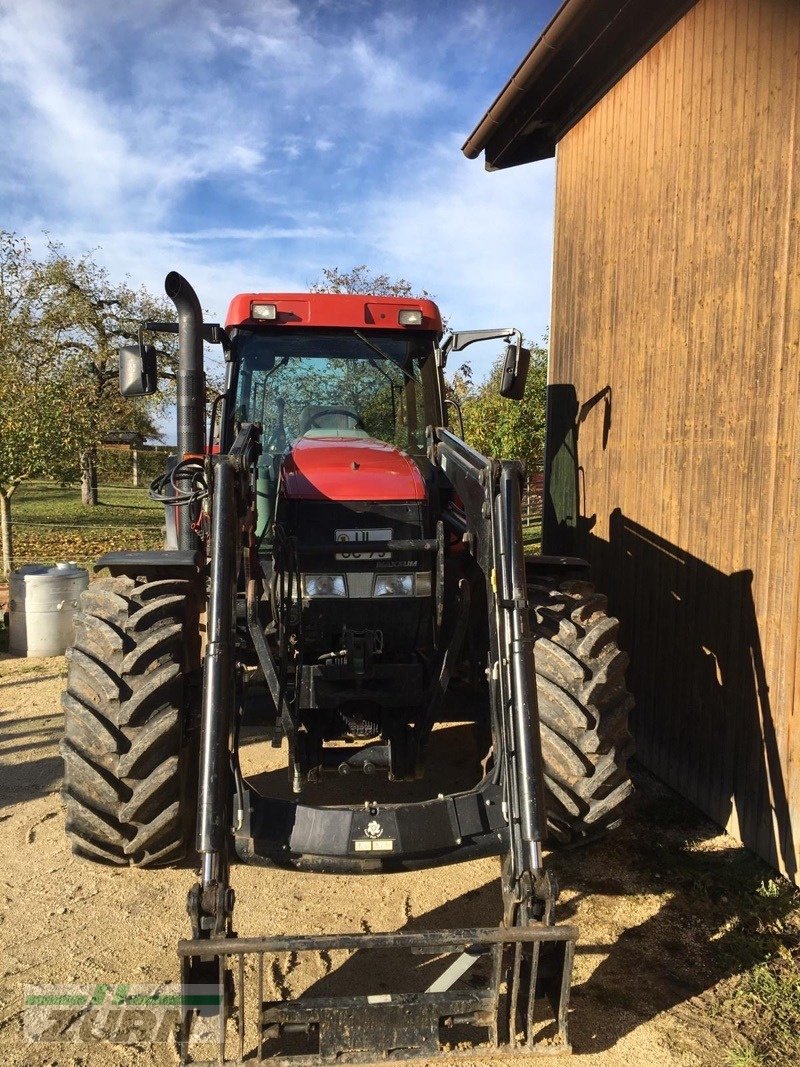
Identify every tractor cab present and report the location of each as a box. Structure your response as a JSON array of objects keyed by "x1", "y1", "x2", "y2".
[
  {"x1": 224, "y1": 293, "x2": 445, "y2": 544},
  {"x1": 223, "y1": 294, "x2": 448, "y2": 780}
]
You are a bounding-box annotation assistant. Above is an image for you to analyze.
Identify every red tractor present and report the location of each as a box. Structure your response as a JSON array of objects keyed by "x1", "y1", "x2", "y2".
[{"x1": 60, "y1": 273, "x2": 632, "y2": 1062}]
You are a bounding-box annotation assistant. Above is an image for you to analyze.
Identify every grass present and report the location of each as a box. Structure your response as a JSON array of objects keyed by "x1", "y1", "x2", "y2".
[
  {"x1": 720, "y1": 878, "x2": 800, "y2": 1067},
  {"x1": 7, "y1": 481, "x2": 543, "y2": 568},
  {"x1": 521, "y1": 522, "x2": 542, "y2": 551},
  {"x1": 669, "y1": 826, "x2": 800, "y2": 1067},
  {"x1": 9, "y1": 481, "x2": 163, "y2": 568},
  {"x1": 725, "y1": 951, "x2": 800, "y2": 1066},
  {"x1": 686, "y1": 859, "x2": 800, "y2": 1067},
  {"x1": 572, "y1": 779, "x2": 800, "y2": 1067}
]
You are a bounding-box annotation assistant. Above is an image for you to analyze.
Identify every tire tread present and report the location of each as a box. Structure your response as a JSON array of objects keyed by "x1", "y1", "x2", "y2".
[
  {"x1": 530, "y1": 576, "x2": 634, "y2": 844},
  {"x1": 60, "y1": 575, "x2": 198, "y2": 868}
]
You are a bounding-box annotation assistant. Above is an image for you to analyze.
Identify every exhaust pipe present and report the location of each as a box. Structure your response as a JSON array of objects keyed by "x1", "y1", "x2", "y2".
[{"x1": 165, "y1": 271, "x2": 205, "y2": 551}]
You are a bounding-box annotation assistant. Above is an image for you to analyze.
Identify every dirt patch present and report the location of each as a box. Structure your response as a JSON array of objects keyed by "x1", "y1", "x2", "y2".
[{"x1": 0, "y1": 651, "x2": 794, "y2": 1066}]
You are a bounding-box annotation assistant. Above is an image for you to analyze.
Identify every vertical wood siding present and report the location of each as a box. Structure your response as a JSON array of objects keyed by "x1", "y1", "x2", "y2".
[{"x1": 547, "y1": 0, "x2": 800, "y2": 880}]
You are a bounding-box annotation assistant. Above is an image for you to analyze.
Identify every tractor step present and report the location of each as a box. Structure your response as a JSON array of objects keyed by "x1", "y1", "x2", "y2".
[{"x1": 178, "y1": 924, "x2": 577, "y2": 1064}]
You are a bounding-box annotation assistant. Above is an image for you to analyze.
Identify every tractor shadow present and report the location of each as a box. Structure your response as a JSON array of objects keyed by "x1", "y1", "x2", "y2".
[
  {"x1": 287, "y1": 770, "x2": 794, "y2": 1056},
  {"x1": 551, "y1": 769, "x2": 796, "y2": 1054},
  {"x1": 0, "y1": 670, "x2": 67, "y2": 689},
  {"x1": 544, "y1": 382, "x2": 796, "y2": 882},
  {"x1": 241, "y1": 719, "x2": 486, "y2": 806},
  {"x1": 0, "y1": 709, "x2": 63, "y2": 809}
]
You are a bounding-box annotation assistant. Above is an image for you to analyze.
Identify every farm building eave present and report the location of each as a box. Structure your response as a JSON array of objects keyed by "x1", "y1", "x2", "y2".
[{"x1": 462, "y1": 0, "x2": 697, "y2": 170}]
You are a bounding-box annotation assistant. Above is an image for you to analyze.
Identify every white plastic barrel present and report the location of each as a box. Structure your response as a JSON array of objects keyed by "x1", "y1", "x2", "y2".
[{"x1": 9, "y1": 563, "x2": 89, "y2": 657}]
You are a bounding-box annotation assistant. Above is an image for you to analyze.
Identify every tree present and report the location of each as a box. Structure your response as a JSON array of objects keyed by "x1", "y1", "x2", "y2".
[
  {"x1": 457, "y1": 340, "x2": 548, "y2": 473},
  {"x1": 311, "y1": 264, "x2": 434, "y2": 299},
  {"x1": 32, "y1": 242, "x2": 175, "y2": 505},
  {"x1": 311, "y1": 264, "x2": 448, "y2": 328},
  {"x1": 0, "y1": 372, "x2": 91, "y2": 577},
  {"x1": 0, "y1": 234, "x2": 94, "y2": 573},
  {"x1": 0, "y1": 232, "x2": 171, "y2": 575}
]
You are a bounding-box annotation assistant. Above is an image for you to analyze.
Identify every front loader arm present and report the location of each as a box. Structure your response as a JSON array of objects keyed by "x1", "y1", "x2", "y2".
[
  {"x1": 189, "y1": 424, "x2": 555, "y2": 932},
  {"x1": 435, "y1": 428, "x2": 554, "y2": 922},
  {"x1": 191, "y1": 423, "x2": 262, "y2": 939}
]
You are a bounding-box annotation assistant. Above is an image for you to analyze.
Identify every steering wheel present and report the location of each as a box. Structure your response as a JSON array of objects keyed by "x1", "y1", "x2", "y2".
[{"x1": 305, "y1": 407, "x2": 367, "y2": 432}]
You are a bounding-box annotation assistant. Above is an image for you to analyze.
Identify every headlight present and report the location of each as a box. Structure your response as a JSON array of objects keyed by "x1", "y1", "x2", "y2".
[
  {"x1": 373, "y1": 574, "x2": 414, "y2": 597},
  {"x1": 303, "y1": 574, "x2": 347, "y2": 598}
]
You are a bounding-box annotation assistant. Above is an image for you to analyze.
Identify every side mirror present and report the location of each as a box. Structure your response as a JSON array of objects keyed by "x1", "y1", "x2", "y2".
[
  {"x1": 499, "y1": 341, "x2": 530, "y2": 401},
  {"x1": 119, "y1": 344, "x2": 158, "y2": 397}
]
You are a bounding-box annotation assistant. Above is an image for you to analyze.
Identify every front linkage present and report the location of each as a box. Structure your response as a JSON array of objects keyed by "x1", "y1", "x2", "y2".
[{"x1": 180, "y1": 418, "x2": 576, "y2": 1063}]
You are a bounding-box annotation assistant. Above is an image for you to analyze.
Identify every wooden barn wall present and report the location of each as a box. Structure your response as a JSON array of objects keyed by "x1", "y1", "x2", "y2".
[{"x1": 545, "y1": 0, "x2": 800, "y2": 881}]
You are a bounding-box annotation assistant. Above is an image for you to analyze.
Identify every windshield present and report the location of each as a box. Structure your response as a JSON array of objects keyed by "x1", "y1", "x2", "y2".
[{"x1": 232, "y1": 329, "x2": 438, "y2": 455}]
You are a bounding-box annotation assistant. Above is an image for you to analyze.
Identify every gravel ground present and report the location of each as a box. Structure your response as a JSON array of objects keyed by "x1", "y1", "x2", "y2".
[{"x1": 0, "y1": 650, "x2": 754, "y2": 1067}]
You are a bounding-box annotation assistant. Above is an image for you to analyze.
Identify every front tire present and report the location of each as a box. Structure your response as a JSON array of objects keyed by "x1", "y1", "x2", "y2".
[
  {"x1": 60, "y1": 575, "x2": 200, "y2": 867},
  {"x1": 530, "y1": 578, "x2": 634, "y2": 844}
]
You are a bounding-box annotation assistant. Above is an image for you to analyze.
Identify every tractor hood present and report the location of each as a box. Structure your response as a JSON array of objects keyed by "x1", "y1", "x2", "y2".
[{"x1": 281, "y1": 436, "x2": 426, "y2": 502}]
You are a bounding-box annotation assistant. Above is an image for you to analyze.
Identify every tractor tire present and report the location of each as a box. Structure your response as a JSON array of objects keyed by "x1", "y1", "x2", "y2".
[
  {"x1": 60, "y1": 575, "x2": 201, "y2": 867},
  {"x1": 529, "y1": 577, "x2": 634, "y2": 845}
]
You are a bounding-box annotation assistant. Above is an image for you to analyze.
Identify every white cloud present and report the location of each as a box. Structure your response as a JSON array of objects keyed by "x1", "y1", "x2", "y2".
[
  {"x1": 228, "y1": 145, "x2": 265, "y2": 171},
  {"x1": 361, "y1": 139, "x2": 556, "y2": 375},
  {"x1": 283, "y1": 138, "x2": 303, "y2": 160},
  {"x1": 26, "y1": 225, "x2": 322, "y2": 326},
  {"x1": 0, "y1": 2, "x2": 135, "y2": 218},
  {"x1": 209, "y1": 2, "x2": 447, "y2": 117},
  {"x1": 0, "y1": 0, "x2": 558, "y2": 390},
  {"x1": 0, "y1": 0, "x2": 455, "y2": 231},
  {"x1": 346, "y1": 36, "x2": 447, "y2": 116},
  {"x1": 0, "y1": 1, "x2": 283, "y2": 228}
]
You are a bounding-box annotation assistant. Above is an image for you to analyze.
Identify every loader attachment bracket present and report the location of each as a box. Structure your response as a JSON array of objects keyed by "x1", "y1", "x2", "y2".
[{"x1": 178, "y1": 924, "x2": 576, "y2": 1065}]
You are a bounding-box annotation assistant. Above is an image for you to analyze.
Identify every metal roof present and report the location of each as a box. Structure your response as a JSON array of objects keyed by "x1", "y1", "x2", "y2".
[{"x1": 462, "y1": 0, "x2": 697, "y2": 170}]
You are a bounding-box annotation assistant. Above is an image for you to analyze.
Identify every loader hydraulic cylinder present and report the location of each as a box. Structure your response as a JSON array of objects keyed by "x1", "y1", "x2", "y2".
[{"x1": 197, "y1": 456, "x2": 236, "y2": 886}]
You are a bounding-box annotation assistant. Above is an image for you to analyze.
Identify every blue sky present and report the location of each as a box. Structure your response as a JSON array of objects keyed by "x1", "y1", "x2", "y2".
[{"x1": 0, "y1": 0, "x2": 558, "y2": 385}]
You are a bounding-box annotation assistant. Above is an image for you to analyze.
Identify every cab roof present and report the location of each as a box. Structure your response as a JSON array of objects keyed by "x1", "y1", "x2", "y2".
[{"x1": 225, "y1": 292, "x2": 443, "y2": 335}]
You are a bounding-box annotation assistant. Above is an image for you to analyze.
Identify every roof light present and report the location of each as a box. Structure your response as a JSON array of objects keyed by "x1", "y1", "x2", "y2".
[
  {"x1": 398, "y1": 308, "x2": 423, "y2": 326},
  {"x1": 251, "y1": 302, "x2": 277, "y2": 320}
]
